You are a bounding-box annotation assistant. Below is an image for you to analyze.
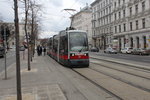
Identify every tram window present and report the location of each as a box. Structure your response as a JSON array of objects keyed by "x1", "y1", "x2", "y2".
[
  {"x1": 60, "y1": 36, "x2": 68, "y2": 54},
  {"x1": 69, "y1": 32, "x2": 88, "y2": 52}
]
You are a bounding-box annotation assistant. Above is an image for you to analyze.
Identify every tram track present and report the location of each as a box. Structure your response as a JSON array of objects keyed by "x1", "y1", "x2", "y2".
[
  {"x1": 90, "y1": 57, "x2": 150, "y2": 78},
  {"x1": 90, "y1": 64, "x2": 150, "y2": 92},
  {"x1": 47, "y1": 55, "x2": 150, "y2": 99},
  {"x1": 72, "y1": 57, "x2": 150, "y2": 100},
  {"x1": 72, "y1": 68, "x2": 123, "y2": 100},
  {"x1": 91, "y1": 61, "x2": 150, "y2": 80},
  {"x1": 72, "y1": 67, "x2": 150, "y2": 100},
  {"x1": 90, "y1": 56, "x2": 150, "y2": 72}
]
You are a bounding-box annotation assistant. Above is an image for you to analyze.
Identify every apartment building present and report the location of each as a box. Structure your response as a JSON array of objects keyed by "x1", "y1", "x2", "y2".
[
  {"x1": 91, "y1": 0, "x2": 113, "y2": 49},
  {"x1": 70, "y1": 5, "x2": 92, "y2": 45},
  {"x1": 91, "y1": 0, "x2": 150, "y2": 50},
  {"x1": 113, "y1": 0, "x2": 150, "y2": 50}
]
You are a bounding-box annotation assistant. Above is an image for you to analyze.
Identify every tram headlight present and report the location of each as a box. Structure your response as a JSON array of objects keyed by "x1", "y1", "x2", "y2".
[
  {"x1": 84, "y1": 53, "x2": 88, "y2": 56},
  {"x1": 70, "y1": 53, "x2": 75, "y2": 56}
]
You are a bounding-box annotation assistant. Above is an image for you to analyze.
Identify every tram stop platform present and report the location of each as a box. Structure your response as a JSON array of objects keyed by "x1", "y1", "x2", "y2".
[{"x1": 0, "y1": 51, "x2": 67, "y2": 100}]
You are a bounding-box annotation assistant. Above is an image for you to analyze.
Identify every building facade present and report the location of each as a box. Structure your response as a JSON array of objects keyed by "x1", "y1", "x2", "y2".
[
  {"x1": 113, "y1": 0, "x2": 150, "y2": 50},
  {"x1": 70, "y1": 5, "x2": 93, "y2": 46},
  {"x1": 91, "y1": 0, "x2": 113, "y2": 49},
  {"x1": 91, "y1": 0, "x2": 150, "y2": 50},
  {"x1": 0, "y1": 22, "x2": 31, "y2": 49}
]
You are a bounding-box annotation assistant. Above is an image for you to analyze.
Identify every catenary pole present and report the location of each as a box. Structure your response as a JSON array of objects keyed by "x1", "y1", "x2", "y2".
[{"x1": 14, "y1": 0, "x2": 22, "y2": 100}]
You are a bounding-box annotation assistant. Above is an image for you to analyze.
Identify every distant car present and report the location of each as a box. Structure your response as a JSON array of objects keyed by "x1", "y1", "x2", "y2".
[
  {"x1": 20, "y1": 46, "x2": 25, "y2": 51},
  {"x1": 104, "y1": 47, "x2": 117, "y2": 54},
  {"x1": 90, "y1": 47, "x2": 99, "y2": 52},
  {"x1": 121, "y1": 47, "x2": 133, "y2": 54},
  {"x1": 131, "y1": 48, "x2": 150, "y2": 55},
  {"x1": 0, "y1": 46, "x2": 5, "y2": 57}
]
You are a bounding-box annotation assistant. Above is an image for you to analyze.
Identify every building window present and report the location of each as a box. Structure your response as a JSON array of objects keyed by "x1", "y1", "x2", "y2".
[
  {"x1": 115, "y1": 26, "x2": 117, "y2": 33},
  {"x1": 106, "y1": 8, "x2": 108, "y2": 14},
  {"x1": 123, "y1": 9, "x2": 126, "y2": 17},
  {"x1": 119, "y1": 12, "x2": 121, "y2": 19},
  {"x1": 106, "y1": 0, "x2": 108, "y2": 4},
  {"x1": 130, "y1": 7, "x2": 132, "y2": 16},
  {"x1": 114, "y1": 2, "x2": 116, "y2": 8},
  {"x1": 142, "y1": 18, "x2": 145, "y2": 28},
  {"x1": 142, "y1": 1, "x2": 145, "y2": 11},
  {"x1": 123, "y1": 23, "x2": 126, "y2": 32},
  {"x1": 109, "y1": 6, "x2": 111, "y2": 13},
  {"x1": 119, "y1": 25, "x2": 121, "y2": 32},
  {"x1": 109, "y1": 15, "x2": 111, "y2": 23},
  {"x1": 135, "y1": 4, "x2": 138, "y2": 14},
  {"x1": 136, "y1": 20, "x2": 138, "y2": 30},
  {"x1": 118, "y1": 0, "x2": 120, "y2": 5},
  {"x1": 130, "y1": 22, "x2": 132, "y2": 31},
  {"x1": 123, "y1": 0, "x2": 125, "y2": 4},
  {"x1": 115, "y1": 13, "x2": 117, "y2": 20}
]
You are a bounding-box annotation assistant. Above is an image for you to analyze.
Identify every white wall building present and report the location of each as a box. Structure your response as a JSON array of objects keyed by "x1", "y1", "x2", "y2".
[
  {"x1": 0, "y1": 22, "x2": 31, "y2": 48},
  {"x1": 70, "y1": 5, "x2": 93, "y2": 46},
  {"x1": 112, "y1": 0, "x2": 150, "y2": 50},
  {"x1": 91, "y1": 0, "x2": 113, "y2": 49}
]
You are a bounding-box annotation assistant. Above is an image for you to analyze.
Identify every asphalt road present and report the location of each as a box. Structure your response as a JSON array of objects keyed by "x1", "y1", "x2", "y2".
[
  {"x1": 90, "y1": 51, "x2": 150, "y2": 64},
  {"x1": 0, "y1": 50, "x2": 16, "y2": 73}
]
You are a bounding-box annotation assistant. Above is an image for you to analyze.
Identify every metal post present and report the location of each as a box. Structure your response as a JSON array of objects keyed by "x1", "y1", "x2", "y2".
[
  {"x1": 4, "y1": 26, "x2": 7, "y2": 79},
  {"x1": 14, "y1": 0, "x2": 22, "y2": 100}
]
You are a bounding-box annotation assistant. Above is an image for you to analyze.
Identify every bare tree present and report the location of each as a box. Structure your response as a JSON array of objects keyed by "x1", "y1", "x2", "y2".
[
  {"x1": 19, "y1": 0, "x2": 42, "y2": 70},
  {"x1": 24, "y1": 0, "x2": 31, "y2": 70},
  {"x1": 19, "y1": 0, "x2": 31, "y2": 70},
  {"x1": 14, "y1": 0, "x2": 22, "y2": 99},
  {"x1": 29, "y1": 0, "x2": 42, "y2": 60}
]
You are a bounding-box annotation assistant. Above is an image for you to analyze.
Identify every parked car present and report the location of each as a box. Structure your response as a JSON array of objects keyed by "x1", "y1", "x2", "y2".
[
  {"x1": 131, "y1": 48, "x2": 150, "y2": 55},
  {"x1": 104, "y1": 47, "x2": 117, "y2": 54},
  {"x1": 0, "y1": 46, "x2": 5, "y2": 57},
  {"x1": 121, "y1": 47, "x2": 133, "y2": 54},
  {"x1": 90, "y1": 47, "x2": 99, "y2": 52}
]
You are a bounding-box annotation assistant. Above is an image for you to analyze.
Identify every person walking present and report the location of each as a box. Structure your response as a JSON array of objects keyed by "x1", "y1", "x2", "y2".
[
  {"x1": 37, "y1": 45, "x2": 40, "y2": 56},
  {"x1": 43, "y1": 47, "x2": 46, "y2": 56},
  {"x1": 39, "y1": 45, "x2": 42, "y2": 56}
]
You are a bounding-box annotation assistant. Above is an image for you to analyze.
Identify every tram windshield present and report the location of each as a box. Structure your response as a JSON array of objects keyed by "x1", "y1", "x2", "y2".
[{"x1": 69, "y1": 32, "x2": 88, "y2": 52}]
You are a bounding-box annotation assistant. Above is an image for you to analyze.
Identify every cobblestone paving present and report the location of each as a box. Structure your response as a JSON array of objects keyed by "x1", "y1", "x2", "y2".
[{"x1": 0, "y1": 84, "x2": 66, "y2": 100}]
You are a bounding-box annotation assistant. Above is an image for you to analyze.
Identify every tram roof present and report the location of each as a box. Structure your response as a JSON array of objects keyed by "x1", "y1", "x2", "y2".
[{"x1": 66, "y1": 30, "x2": 86, "y2": 33}]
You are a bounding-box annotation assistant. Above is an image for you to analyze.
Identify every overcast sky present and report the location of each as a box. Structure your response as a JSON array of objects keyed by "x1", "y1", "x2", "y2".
[{"x1": 0, "y1": 0, "x2": 94, "y2": 38}]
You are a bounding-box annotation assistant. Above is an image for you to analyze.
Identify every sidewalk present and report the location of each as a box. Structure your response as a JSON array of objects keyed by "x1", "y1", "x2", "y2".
[{"x1": 0, "y1": 51, "x2": 66, "y2": 100}]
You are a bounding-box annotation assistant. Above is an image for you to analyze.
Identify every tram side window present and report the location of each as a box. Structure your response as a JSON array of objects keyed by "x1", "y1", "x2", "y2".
[
  {"x1": 60, "y1": 36, "x2": 68, "y2": 54},
  {"x1": 49, "y1": 40, "x2": 52, "y2": 49},
  {"x1": 53, "y1": 39, "x2": 58, "y2": 53}
]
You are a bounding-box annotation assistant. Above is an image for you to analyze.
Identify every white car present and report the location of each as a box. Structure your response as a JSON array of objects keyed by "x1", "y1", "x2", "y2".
[
  {"x1": 121, "y1": 47, "x2": 133, "y2": 54},
  {"x1": 104, "y1": 47, "x2": 117, "y2": 54}
]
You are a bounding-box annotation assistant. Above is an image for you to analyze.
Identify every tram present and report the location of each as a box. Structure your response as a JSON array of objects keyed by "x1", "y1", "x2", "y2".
[{"x1": 47, "y1": 27, "x2": 89, "y2": 67}]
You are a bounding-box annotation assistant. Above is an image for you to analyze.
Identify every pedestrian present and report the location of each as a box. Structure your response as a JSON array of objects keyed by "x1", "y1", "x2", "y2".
[
  {"x1": 43, "y1": 47, "x2": 46, "y2": 56},
  {"x1": 39, "y1": 45, "x2": 42, "y2": 56},
  {"x1": 37, "y1": 45, "x2": 40, "y2": 56}
]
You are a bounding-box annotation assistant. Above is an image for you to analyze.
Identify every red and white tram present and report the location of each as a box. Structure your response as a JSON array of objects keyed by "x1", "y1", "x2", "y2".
[{"x1": 47, "y1": 27, "x2": 89, "y2": 67}]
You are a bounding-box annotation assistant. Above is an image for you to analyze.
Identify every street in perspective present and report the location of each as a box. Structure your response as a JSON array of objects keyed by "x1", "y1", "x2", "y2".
[{"x1": 0, "y1": 0, "x2": 150, "y2": 100}]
